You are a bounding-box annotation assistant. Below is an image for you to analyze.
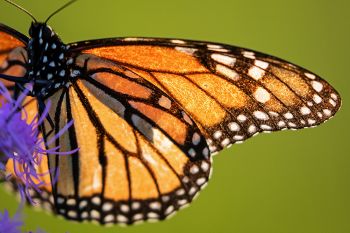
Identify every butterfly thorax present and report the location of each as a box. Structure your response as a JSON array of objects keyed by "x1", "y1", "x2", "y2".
[{"x1": 27, "y1": 22, "x2": 71, "y2": 97}]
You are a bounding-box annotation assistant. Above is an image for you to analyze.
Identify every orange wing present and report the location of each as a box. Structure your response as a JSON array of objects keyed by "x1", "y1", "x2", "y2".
[
  {"x1": 0, "y1": 23, "x2": 28, "y2": 101},
  {"x1": 31, "y1": 54, "x2": 211, "y2": 225},
  {"x1": 69, "y1": 38, "x2": 341, "y2": 153}
]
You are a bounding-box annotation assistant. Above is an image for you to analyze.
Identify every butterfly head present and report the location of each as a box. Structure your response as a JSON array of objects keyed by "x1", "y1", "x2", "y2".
[{"x1": 27, "y1": 22, "x2": 70, "y2": 97}]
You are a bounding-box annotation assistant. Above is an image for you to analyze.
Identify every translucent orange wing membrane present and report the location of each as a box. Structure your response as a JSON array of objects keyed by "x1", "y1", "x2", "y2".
[
  {"x1": 0, "y1": 24, "x2": 28, "y2": 100},
  {"x1": 31, "y1": 54, "x2": 211, "y2": 224},
  {"x1": 71, "y1": 38, "x2": 341, "y2": 153}
]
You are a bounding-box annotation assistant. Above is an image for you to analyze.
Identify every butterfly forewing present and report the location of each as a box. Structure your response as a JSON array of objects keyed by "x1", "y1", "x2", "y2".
[{"x1": 70, "y1": 38, "x2": 341, "y2": 153}]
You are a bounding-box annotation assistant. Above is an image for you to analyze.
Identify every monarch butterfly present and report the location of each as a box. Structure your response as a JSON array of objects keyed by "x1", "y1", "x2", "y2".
[{"x1": 0, "y1": 0, "x2": 341, "y2": 226}]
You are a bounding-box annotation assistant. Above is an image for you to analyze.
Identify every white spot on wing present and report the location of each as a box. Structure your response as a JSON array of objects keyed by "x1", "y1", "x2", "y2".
[
  {"x1": 313, "y1": 94, "x2": 322, "y2": 104},
  {"x1": 311, "y1": 81, "x2": 323, "y2": 92},
  {"x1": 171, "y1": 39, "x2": 186, "y2": 44},
  {"x1": 305, "y1": 73, "x2": 316, "y2": 80},
  {"x1": 221, "y1": 138, "x2": 230, "y2": 147},
  {"x1": 211, "y1": 54, "x2": 236, "y2": 66},
  {"x1": 254, "y1": 60, "x2": 269, "y2": 69},
  {"x1": 216, "y1": 64, "x2": 239, "y2": 80},
  {"x1": 254, "y1": 87, "x2": 271, "y2": 103},
  {"x1": 284, "y1": 112, "x2": 294, "y2": 119},
  {"x1": 228, "y1": 122, "x2": 240, "y2": 131},
  {"x1": 237, "y1": 114, "x2": 247, "y2": 122},
  {"x1": 213, "y1": 130, "x2": 222, "y2": 139},
  {"x1": 300, "y1": 106, "x2": 311, "y2": 115},
  {"x1": 242, "y1": 51, "x2": 255, "y2": 59},
  {"x1": 192, "y1": 132, "x2": 201, "y2": 145},
  {"x1": 158, "y1": 96, "x2": 171, "y2": 109},
  {"x1": 253, "y1": 111, "x2": 269, "y2": 120},
  {"x1": 175, "y1": 47, "x2": 197, "y2": 54},
  {"x1": 248, "y1": 66, "x2": 265, "y2": 80}
]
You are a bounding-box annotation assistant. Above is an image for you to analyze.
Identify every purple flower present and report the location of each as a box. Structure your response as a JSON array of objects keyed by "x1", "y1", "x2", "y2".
[
  {"x1": 0, "y1": 82, "x2": 78, "y2": 203},
  {"x1": 0, "y1": 207, "x2": 49, "y2": 233},
  {"x1": 0, "y1": 209, "x2": 22, "y2": 233}
]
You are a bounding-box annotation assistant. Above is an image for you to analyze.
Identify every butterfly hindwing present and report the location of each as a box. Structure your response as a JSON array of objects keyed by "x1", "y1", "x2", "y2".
[
  {"x1": 69, "y1": 38, "x2": 341, "y2": 153},
  {"x1": 35, "y1": 54, "x2": 211, "y2": 224}
]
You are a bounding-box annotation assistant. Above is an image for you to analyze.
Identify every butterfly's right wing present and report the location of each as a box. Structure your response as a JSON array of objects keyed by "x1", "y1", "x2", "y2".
[
  {"x1": 70, "y1": 38, "x2": 341, "y2": 153},
  {"x1": 0, "y1": 23, "x2": 28, "y2": 101}
]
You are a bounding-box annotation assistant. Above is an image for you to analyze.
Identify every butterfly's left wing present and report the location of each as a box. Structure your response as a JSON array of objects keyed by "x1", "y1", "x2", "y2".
[
  {"x1": 69, "y1": 38, "x2": 341, "y2": 153},
  {"x1": 0, "y1": 24, "x2": 28, "y2": 100}
]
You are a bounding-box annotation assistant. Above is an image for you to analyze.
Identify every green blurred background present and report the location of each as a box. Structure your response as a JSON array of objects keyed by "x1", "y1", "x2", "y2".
[{"x1": 0, "y1": 0, "x2": 349, "y2": 232}]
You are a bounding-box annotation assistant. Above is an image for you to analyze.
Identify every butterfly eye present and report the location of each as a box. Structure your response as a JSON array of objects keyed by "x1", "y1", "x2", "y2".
[
  {"x1": 42, "y1": 27, "x2": 52, "y2": 38},
  {"x1": 29, "y1": 22, "x2": 40, "y2": 37}
]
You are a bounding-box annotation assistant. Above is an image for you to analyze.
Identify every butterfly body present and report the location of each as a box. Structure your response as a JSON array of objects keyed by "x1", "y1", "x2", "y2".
[
  {"x1": 26, "y1": 22, "x2": 70, "y2": 97},
  {"x1": 0, "y1": 15, "x2": 341, "y2": 225}
]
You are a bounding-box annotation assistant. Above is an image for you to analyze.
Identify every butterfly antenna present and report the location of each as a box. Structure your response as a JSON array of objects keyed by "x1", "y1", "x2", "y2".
[
  {"x1": 3, "y1": 0, "x2": 37, "y2": 22},
  {"x1": 45, "y1": 0, "x2": 78, "y2": 24}
]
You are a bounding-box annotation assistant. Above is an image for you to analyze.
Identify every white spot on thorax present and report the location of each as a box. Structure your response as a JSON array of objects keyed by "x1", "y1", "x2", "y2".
[{"x1": 59, "y1": 70, "x2": 66, "y2": 77}]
